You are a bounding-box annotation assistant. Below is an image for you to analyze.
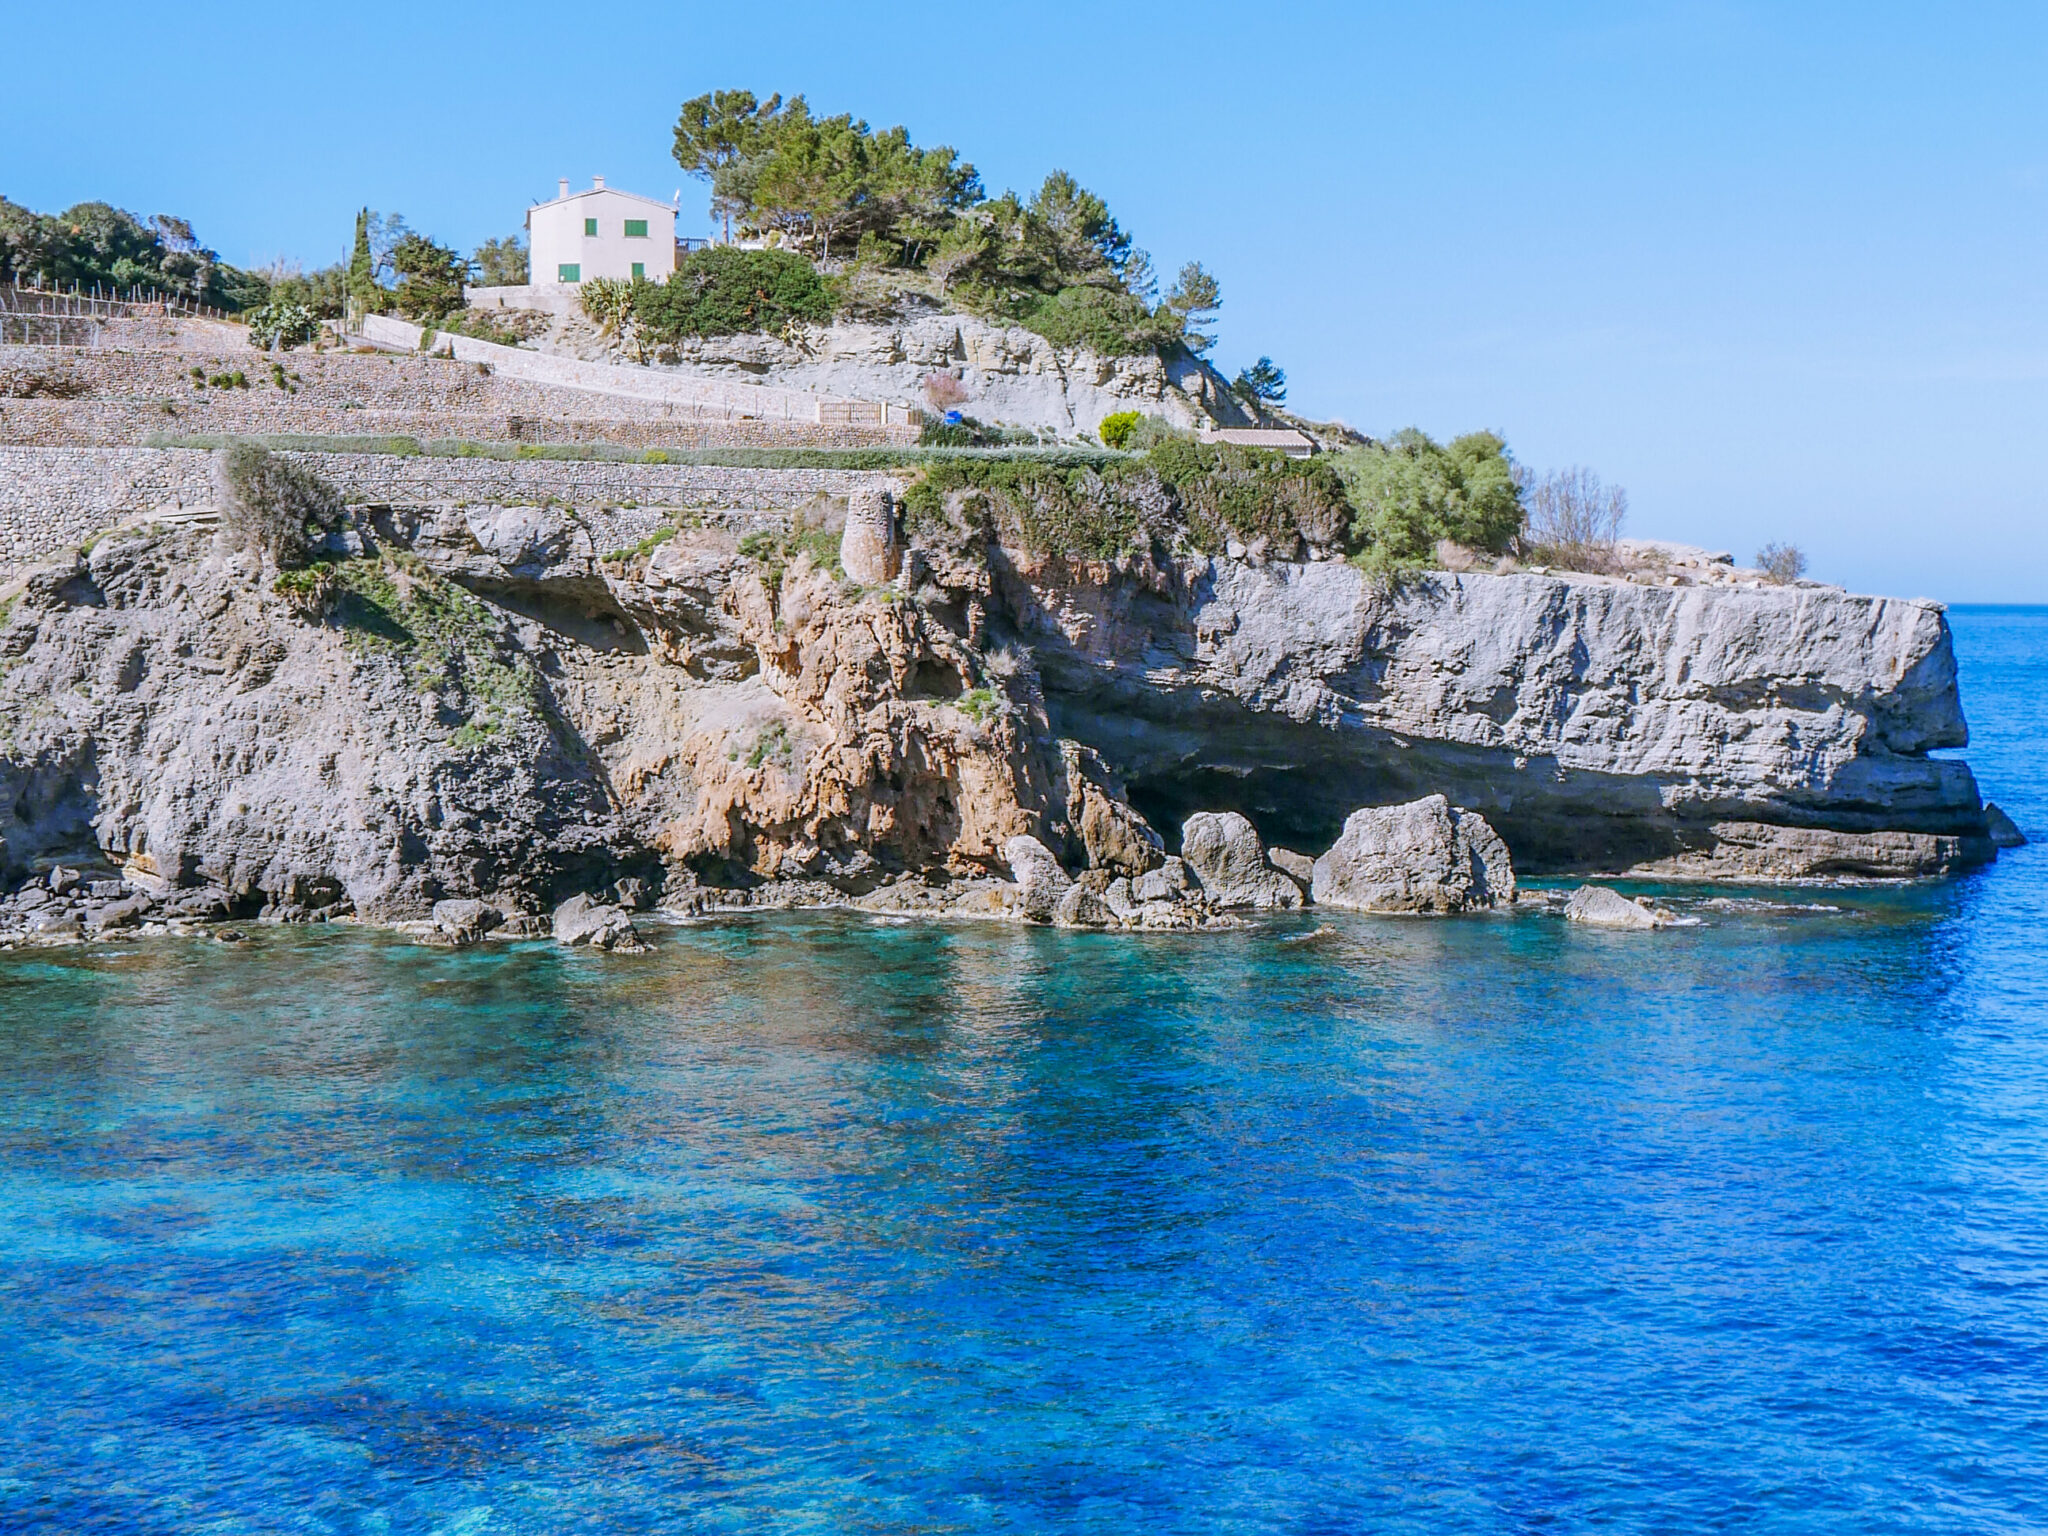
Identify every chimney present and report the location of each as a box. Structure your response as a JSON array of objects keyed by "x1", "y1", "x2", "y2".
[
  {"x1": 593, "y1": 175, "x2": 606, "y2": 190},
  {"x1": 557, "y1": 178, "x2": 569, "y2": 200}
]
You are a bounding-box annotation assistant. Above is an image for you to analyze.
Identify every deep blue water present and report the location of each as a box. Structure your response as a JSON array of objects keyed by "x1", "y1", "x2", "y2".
[{"x1": 2, "y1": 609, "x2": 2045, "y2": 1535}]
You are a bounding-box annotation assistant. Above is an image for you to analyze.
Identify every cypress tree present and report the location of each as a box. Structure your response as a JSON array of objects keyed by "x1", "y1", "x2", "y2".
[{"x1": 347, "y1": 208, "x2": 376, "y2": 313}]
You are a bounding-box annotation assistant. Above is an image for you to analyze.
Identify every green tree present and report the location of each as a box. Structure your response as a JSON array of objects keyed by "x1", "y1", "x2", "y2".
[
  {"x1": 1233, "y1": 356, "x2": 1286, "y2": 407},
  {"x1": 1333, "y1": 429, "x2": 1524, "y2": 568},
  {"x1": 347, "y1": 208, "x2": 378, "y2": 313},
  {"x1": 471, "y1": 235, "x2": 528, "y2": 286},
  {"x1": 674, "y1": 89, "x2": 789, "y2": 241},
  {"x1": 390, "y1": 232, "x2": 465, "y2": 322},
  {"x1": 1163, "y1": 262, "x2": 1222, "y2": 353}
]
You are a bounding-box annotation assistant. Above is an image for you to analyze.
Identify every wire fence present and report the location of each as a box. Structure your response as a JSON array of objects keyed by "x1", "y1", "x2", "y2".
[{"x1": 1, "y1": 282, "x2": 229, "y2": 322}]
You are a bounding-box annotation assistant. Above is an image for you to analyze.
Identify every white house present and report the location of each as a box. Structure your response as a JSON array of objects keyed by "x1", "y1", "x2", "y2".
[{"x1": 526, "y1": 177, "x2": 678, "y2": 286}]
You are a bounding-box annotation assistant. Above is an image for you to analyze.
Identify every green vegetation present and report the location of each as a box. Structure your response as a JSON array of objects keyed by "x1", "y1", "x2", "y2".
[
  {"x1": 743, "y1": 721, "x2": 794, "y2": 769},
  {"x1": 216, "y1": 441, "x2": 345, "y2": 568},
  {"x1": 583, "y1": 248, "x2": 834, "y2": 352},
  {"x1": 244, "y1": 301, "x2": 320, "y2": 351},
  {"x1": 143, "y1": 432, "x2": 1125, "y2": 472},
  {"x1": 737, "y1": 524, "x2": 843, "y2": 591},
  {"x1": 0, "y1": 197, "x2": 267, "y2": 309},
  {"x1": 391, "y1": 233, "x2": 466, "y2": 323},
  {"x1": 470, "y1": 234, "x2": 528, "y2": 286},
  {"x1": 669, "y1": 90, "x2": 1221, "y2": 357},
  {"x1": 1331, "y1": 430, "x2": 1523, "y2": 573},
  {"x1": 274, "y1": 553, "x2": 544, "y2": 751},
  {"x1": 1232, "y1": 357, "x2": 1287, "y2": 408},
  {"x1": 1096, "y1": 411, "x2": 1143, "y2": 450},
  {"x1": 955, "y1": 686, "x2": 998, "y2": 722}
]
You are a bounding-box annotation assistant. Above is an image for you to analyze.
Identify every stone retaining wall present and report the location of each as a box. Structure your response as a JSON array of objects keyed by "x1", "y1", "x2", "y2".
[
  {"x1": 0, "y1": 446, "x2": 897, "y2": 572},
  {"x1": 0, "y1": 345, "x2": 917, "y2": 449},
  {"x1": 0, "y1": 398, "x2": 915, "y2": 450}
]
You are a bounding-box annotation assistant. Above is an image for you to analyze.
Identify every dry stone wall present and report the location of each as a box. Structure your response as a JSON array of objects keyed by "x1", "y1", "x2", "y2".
[
  {"x1": 0, "y1": 445, "x2": 895, "y2": 573},
  {"x1": 0, "y1": 345, "x2": 917, "y2": 449}
]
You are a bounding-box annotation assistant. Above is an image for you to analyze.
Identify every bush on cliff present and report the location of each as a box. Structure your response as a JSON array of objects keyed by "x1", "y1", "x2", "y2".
[
  {"x1": 1332, "y1": 430, "x2": 1523, "y2": 571},
  {"x1": 607, "y1": 249, "x2": 835, "y2": 342},
  {"x1": 902, "y1": 438, "x2": 1352, "y2": 563},
  {"x1": 215, "y1": 442, "x2": 344, "y2": 569}
]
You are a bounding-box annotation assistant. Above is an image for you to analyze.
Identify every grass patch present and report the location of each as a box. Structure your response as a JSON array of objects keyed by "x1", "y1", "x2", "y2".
[
  {"x1": 737, "y1": 525, "x2": 845, "y2": 592},
  {"x1": 142, "y1": 432, "x2": 1128, "y2": 472}
]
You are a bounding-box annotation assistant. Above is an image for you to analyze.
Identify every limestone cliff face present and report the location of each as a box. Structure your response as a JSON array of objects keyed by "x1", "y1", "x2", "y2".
[
  {"x1": 991, "y1": 550, "x2": 1988, "y2": 876},
  {"x1": 0, "y1": 491, "x2": 1993, "y2": 921},
  {"x1": 564, "y1": 308, "x2": 1256, "y2": 436}
]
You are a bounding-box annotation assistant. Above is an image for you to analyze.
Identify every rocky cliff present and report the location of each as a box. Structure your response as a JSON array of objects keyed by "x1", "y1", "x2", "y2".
[
  {"x1": 546, "y1": 305, "x2": 1259, "y2": 437},
  {"x1": 0, "y1": 461, "x2": 1993, "y2": 930}
]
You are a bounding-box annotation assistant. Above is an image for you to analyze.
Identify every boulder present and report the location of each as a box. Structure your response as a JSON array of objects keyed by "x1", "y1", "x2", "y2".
[
  {"x1": 613, "y1": 876, "x2": 651, "y2": 910},
  {"x1": 1102, "y1": 876, "x2": 1140, "y2": 923},
  {"x1": 1310, "y1": 795, "x2": 1514, "y2": 913},
  {"x1": 1132, "y1": 857, "x2": 1198, "y2": 905},
  {"x1": 1985, "y1": 803, "x2": 2027, "y2": 849},
  {"x1": 25, "y1": 908, "x2": 81, "y2": 937},
  {"x1": 1060, "y1": 743, "x2": 1165, "y2": 876},
  {"x1": 88, "y1": 894, "x2": 155, "y2": 932},
  {"x1": 47, "y1": 866, "x2": 81, "y2": 896},
  {"x1": 1180, "y1": 812, "x2": 1305, "y2": 910},
  {"x1": 1563, "y1": 885, "x2": 1667, "y2": 930},
  {"x1": 1054, "y1": 884, "x2": 1115, "y2": 928},
  {"x1": 432, "y1": 898, "x2": 501, "y2": 947},
  {"x1": 161, "y1": 887, "x2": 232, "y2": 920},
  {"x1": 1268, "y1": 847, "x2": 1314, "y2": 886},
  {"x1": 1003, "y1": 835, "x2": 1072, "y2": 924},
  {"x1": 552, "y1": 893, "x2": 646, "y2": 952}
]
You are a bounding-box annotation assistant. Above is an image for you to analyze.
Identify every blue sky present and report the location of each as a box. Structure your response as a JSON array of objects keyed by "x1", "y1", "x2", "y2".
[{"x1": 8, "y1": 1, "x2": 2046, "y2": 601}]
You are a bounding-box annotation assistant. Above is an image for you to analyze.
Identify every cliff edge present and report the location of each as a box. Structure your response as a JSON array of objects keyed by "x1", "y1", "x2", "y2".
[{"x1": 0, "y1": 459, "x2": 1991, "y2": 928}]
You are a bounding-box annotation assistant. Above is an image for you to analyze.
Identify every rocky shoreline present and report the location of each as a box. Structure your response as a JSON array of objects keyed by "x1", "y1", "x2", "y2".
[{"x1": 0, "y1": 446, "x2": 2004, "y2": 954}]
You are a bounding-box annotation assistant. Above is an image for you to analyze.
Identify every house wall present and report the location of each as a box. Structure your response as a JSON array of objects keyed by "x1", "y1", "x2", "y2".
[{"x1": 528, "y1": 189, "x2": 678, "y2": 286}]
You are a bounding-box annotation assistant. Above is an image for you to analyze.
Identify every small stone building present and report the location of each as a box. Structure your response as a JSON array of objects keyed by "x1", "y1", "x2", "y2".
[{"x1": 526, "y1": 178, "x2": 679, "y2": 287}]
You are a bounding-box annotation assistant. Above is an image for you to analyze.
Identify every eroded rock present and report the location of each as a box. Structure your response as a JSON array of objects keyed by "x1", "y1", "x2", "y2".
[
  {"x1": 1563, "y1": 885, "x2": 1670, "y2": 930},
  {"x1": 553, "y1": 893, "x2": 646, "y2": 952},
  {"x1": 1310, "y1": 796, "x2": 1514, "y2": 913},
  {"x1": 1180, "y1": 812, "x2": 1304, "y2": 910}
]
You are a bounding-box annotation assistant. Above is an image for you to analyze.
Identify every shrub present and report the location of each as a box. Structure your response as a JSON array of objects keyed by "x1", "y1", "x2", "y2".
[
  {"x1": 1757, "y1": 541, "x2": 1807, "y2": 584},
  {"x1": 632, "y1": 247, "x2": 833, "y2": 339},
  {"x1": 1332, "y1": 429, "x2": 1523, "y2": 571},
  {"x1": 922, "y1": 371, "x2": 970, "y2": 410},
  {"x1": 1144, "y1": 438, "x2": 1352, "y2": 553},
  {"x1": 214, "y1": 441, "x2": 345, "y2": 569},
  {"x1": 1525, "y1": 466, "x2": 1627, "y2": 572},
  {"x1": 243, "y1": 300, "x2": 321, "y2": 351},
  {"x1": 1096, "y1": 411, "x2": 1142, "y2": 450}
]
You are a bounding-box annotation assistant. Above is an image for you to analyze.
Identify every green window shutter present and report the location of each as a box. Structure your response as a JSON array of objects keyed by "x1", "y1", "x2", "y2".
[
  {"x1": 557, "y1": 263, "x2": 580, "y2": 282},
  {"x1": 583, "y1": 217, "x2": 597, "y2": 237},
  {"x1": 631, "y1": 262, "x2": 645, "y2": 279},
  {"x1": 624, "y1": 219, "x2": 648, "y2": 238}
]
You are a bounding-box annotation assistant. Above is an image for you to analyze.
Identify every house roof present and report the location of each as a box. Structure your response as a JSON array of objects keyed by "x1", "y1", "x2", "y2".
[
  {"x1": 1200, "y1": 427, "x2": 1316, "y2": 457},
  {"x1": 526, "y1": 185, "x2": 679, "y2": 227}
]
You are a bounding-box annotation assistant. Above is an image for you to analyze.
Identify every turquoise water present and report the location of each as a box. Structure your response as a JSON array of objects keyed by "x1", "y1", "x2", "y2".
[{"x1": 3, "y1": 610, "x2": 2044, "y2": 1534}]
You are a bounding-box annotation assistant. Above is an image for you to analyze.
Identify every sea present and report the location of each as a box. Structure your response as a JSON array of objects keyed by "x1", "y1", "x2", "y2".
[{"x1": 2, "y1": 607, "x2": 2043, "y2": 1535}]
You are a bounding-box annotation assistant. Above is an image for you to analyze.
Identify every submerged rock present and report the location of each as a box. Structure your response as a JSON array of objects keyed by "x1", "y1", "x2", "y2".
[
  {"x1": 1180, "y1": 812, "x2": 1305, "y2": 910},
  {"x1": 432, "y1": 898, "x2": 501, "y2": 947},
  {"x1": 1310, "y1": 796, "x2": 1514, "y2": 913},
  {"x1": 1563, "y1": 885, "x2": 1670, "y2": 930}
]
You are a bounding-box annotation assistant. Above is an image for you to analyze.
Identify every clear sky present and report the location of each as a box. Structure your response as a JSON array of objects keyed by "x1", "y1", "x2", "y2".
[{"x1": 7, "y1": 1, "x2": 2045, "y2": 601}]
